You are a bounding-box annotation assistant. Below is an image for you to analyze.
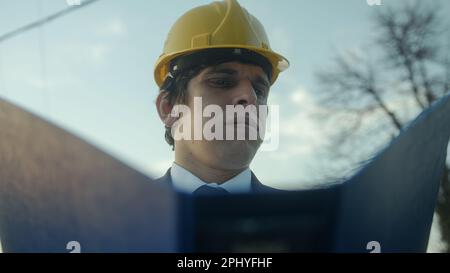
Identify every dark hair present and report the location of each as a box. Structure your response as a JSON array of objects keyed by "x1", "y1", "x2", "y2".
[{"x1": 160, "y1": 65, "x2": 206, "y2": 150}]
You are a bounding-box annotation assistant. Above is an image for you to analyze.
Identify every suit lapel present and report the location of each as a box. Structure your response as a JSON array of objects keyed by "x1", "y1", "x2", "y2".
[
  {"x1": 250, "y1": 171, "x2": 281, "y2": 193},
  {"x1": 155, "y1": 168, "x2": 172, "y2": 185}
]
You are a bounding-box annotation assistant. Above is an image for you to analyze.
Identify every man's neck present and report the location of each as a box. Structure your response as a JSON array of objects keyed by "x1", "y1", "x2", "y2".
[{"x1": 174, "y1": 155, "x2": 247, "y2": 185}]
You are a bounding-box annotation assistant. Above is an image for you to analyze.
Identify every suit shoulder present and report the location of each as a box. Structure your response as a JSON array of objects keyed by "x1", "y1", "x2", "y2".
[{"x1": 251, "y1": 172, "x2": 288, "y2": 193}]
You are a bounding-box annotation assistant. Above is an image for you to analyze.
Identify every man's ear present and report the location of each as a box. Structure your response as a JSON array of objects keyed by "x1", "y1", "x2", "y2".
[{"x1": 156, "y1": 91, "x2": 178, "y2": 127}]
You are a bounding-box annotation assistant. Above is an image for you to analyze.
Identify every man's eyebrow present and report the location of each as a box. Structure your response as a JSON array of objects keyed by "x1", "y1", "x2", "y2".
[
  {"x1": 204, "y1": 66, "x2": 270, "y2": 86},
  {"x1": 204, "y1": 67, "x2": 238, "y2": 76}
]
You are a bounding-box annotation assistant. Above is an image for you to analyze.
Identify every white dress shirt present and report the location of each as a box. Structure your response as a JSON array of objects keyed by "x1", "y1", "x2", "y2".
[{"x1": 170, "y1": 162, "x2": 252, "y2": 194}]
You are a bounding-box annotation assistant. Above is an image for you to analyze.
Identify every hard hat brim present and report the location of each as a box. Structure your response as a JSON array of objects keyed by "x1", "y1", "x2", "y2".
[{"x1": 154, "y1": 45, "x2": 289, "y2": 88}]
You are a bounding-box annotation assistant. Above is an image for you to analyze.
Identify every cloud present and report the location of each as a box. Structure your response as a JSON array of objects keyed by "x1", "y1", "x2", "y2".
[
  {"x1": 90, "y1": 44, "x2": 110, "y2": 61},
  {"x1": 96, "y1": 19, "x2": 127, "y2": 36},
  {"x1": 27, "y1": 77, "x2": 47, "y2": 90},
  {"x1": 107, "y1": 20, "x2": 126, "y2": 35},
  {"x1": 290, "y1": 86, "x2": 311, "y2": 106},
  {"x1": 258, "y1": 86, "x2": 327, "y2": 174},
  {"x1": 281, "y1": 86, "x2": 324, "y2": 139},
  {"x1": 267, "y1": 27, "x2": 293, "y2": 58}
]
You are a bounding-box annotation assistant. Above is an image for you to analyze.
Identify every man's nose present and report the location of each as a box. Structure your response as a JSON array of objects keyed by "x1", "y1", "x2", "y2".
[{"x1": 231, "y1": 79, "x2": 257, "y2": 106}]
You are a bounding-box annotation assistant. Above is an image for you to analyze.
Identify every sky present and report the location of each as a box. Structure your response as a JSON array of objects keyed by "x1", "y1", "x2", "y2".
[
  {"x1": 1, "y1": 0, "x2": 449, "y2": 252},
  {"x1": 0, "y1": 0, "x2": 398, "y2": 188}
]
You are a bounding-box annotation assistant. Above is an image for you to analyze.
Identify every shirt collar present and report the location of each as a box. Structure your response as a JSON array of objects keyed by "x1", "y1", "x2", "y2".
[{"x1": 170, "y1": 162, "x2": 251, "y2": 194}]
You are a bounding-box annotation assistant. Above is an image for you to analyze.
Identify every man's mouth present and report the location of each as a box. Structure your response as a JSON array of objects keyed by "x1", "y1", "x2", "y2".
[{"x1": 225, "y1": 118, "x2": 259, "y2": 131}]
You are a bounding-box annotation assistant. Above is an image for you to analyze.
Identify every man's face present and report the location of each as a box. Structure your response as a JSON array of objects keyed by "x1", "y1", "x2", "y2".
[{"x1": 175, "y1": 61, "x2": 271, "y2": 171}]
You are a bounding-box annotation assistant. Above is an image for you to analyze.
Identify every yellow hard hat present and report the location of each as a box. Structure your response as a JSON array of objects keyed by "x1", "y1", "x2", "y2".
[{"x1": 154, "y1": 0, "x2": 289, "y2": 88}]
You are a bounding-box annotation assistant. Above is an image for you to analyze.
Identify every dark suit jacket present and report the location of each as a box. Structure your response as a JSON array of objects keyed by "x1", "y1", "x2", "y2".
[{"x1": 155, "y1": 168, "x2": 283, "y2": 194}]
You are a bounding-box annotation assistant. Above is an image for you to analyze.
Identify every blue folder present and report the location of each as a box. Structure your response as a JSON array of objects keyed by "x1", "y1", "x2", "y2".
[{"x1": 0, "y1": 93, "x2": 449, "y2": 253}]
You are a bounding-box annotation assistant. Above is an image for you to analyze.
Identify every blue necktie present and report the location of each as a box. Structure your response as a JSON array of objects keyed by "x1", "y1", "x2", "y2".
[{"x1": 193, "y1": 185, "x2": 229, "y2": 196}]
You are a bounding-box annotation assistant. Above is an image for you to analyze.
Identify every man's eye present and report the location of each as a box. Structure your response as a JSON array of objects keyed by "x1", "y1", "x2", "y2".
[
  {"x1": 255, "y1": 88, "x2": 264, "y2": 96},
  {"x1": 254, "y1": 85, "x2": 268, "y2": 98},
  {"x1": 207, "y1": 78, "x2": 235, "y2": 88}
]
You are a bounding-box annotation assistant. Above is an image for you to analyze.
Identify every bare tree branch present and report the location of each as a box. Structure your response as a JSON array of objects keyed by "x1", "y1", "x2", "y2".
[
  {"x1": 315, "y1": 0, "x2": 450, "y2": 252},
  {"x1": 317, "y1": 52, "x2": 403, "y2": 131},
  {"x1": 374, "y1": 0, "x2": 444, "y2": 109}
]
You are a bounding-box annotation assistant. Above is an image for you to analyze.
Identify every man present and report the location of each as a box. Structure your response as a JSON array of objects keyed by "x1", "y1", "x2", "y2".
[{"x1": 154, "y1": 0, "x2": 289, "y2": 195}]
